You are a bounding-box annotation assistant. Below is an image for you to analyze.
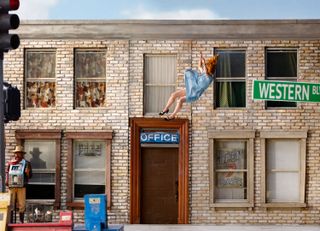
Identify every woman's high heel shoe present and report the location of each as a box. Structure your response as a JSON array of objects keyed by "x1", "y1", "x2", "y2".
[{"x1": 159, "y1": 109, "x2": 169, "y2": 116}]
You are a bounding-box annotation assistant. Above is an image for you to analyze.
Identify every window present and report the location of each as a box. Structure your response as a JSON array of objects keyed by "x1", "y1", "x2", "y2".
[
  {"x1": 209, "y1": 130, "x2": 254, "y2": 207},
  {"x1": 215, "y1": 50, "x2": 246, "y2": 108},
  {"x1": 25, "y1": 49, "x2": 56, "y2": 108},
  {"x1": 15, "y1": 130, "x2": 62, "y2": 208},
  {"x1": 66, "y1": 132, "x2": 112, "y2": 208},
  {"x1": 144, "y1": 54, "x2": 176, "y2": 114},
  {"x1": 260, "y1": 131, "x2": 307, "y2": 207},
  {"x1": 266, "y1": 48, "x2": 298, "y2": 108},
  {"x1": 74, "y1": 49, "x2": 106, "y2": 108}
]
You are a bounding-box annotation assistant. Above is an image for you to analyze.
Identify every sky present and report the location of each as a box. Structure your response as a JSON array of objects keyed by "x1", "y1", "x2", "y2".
[{"x1": 17, "y1": 0, "x2": 320, "y2": 20}]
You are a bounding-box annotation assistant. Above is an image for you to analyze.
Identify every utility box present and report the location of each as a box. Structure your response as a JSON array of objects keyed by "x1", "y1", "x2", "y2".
[
  {"x1": 0, "y1": 193, "x2": 11, "y2": 231},
  {"x1": 84, "y1": 194, "x2": 108, "y2": 231}
]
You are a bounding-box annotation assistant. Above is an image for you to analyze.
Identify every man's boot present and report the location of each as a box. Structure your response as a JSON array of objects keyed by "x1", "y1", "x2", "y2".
[{"x1": 19, "y1": 212, "x2": 24, "y2": 223}]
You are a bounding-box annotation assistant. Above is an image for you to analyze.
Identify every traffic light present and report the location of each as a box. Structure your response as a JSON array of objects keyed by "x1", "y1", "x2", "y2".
[
  {"x1": 0, "y1": 0, "x2": 20, "y2": 52},
  {"x1": 3, "y1": 82, "x2": 20, "y2": 122}
]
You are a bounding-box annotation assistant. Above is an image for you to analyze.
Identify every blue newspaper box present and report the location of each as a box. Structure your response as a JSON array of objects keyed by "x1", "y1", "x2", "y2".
[{"x1": 84, "y1": 194, "x2": 108, "y2": 231}]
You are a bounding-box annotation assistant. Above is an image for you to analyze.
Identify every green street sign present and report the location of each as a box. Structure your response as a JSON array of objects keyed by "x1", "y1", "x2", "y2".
[{"x1": 253, "y1": 80, "x2": 320, "y2": 103}]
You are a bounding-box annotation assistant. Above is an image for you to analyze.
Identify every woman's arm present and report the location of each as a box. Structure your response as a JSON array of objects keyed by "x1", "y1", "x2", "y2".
[{"x1": 198, "y1": 52, "x2": 206, "y2": 73}]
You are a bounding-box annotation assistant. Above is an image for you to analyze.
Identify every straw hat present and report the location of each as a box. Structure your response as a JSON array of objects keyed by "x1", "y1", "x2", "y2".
[{"x1": 13, "y1": 145, "x2": 26, "y2": 154}]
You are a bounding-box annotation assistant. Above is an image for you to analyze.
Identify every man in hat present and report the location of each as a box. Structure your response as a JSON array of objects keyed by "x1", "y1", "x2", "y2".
[
  {"x1": 6, "y1": 145, "x2": 32, "y2": 223},
  {"x1": 30, "y1": 147, "x2": 46, "y2": 169}
]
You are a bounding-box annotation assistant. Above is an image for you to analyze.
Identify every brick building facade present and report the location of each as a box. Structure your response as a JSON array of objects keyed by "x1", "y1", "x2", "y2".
[{"x1": 3, "y1": 20, "x2": 320, "y2": 224}]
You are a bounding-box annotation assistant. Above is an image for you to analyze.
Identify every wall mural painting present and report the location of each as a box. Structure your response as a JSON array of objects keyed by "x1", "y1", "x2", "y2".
[{"x1": 26, "y1": 82, "x2": 56, "y2": 108}]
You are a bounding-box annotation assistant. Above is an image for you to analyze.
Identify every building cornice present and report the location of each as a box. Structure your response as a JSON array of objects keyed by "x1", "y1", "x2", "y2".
[{"x1": 16, "y1": 19, "x2": 320, "y2": 40}]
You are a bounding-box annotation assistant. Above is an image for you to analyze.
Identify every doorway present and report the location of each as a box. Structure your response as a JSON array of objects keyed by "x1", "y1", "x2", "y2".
[
  {"x1": 141, "y1": 147, "x2": 178, "y2": 224},
  {"x1": 130, "y1": 117, "x2": 189, "y2": 224}
]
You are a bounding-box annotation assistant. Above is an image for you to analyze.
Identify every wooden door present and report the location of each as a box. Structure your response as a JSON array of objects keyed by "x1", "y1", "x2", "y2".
[{"x1": 140, "y1": 147, "x2": 178, "y2": 224}]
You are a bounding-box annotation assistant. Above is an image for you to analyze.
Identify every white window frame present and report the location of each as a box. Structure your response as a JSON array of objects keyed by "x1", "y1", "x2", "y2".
[
  {"x1": 260, "y1": 130, "x2": 307, "y2": 208},
  {"x1": 209, "y1": 130, "x2": 255, "y2": 208}
]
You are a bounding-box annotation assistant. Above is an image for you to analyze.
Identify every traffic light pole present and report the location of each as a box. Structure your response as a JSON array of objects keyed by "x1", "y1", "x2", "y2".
[{"x1": 0, "y1": 52, "x2": 5, "y2": 192}]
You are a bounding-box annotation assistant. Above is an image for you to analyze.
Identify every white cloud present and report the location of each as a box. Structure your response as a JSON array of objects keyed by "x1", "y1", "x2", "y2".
[
  {"x1": 121, "y1": 7, "x2": 221, "y2": 20},
  {"x1": 17, "y1": 0, "x2": 60, "y2": 20}
]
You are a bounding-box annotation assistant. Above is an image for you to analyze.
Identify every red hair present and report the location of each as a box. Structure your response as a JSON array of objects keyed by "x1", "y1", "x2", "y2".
[{"x1": 205, "y1": 55, "x2": 219, "y2": 76}]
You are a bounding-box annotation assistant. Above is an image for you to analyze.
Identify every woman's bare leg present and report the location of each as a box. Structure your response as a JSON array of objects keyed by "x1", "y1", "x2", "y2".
[
  {"x1": 168, "y1": 95, "x2": 186, "y2": 119},
  {"x1": 161, "y1": 88, "x2": 186, "y2": 112}
]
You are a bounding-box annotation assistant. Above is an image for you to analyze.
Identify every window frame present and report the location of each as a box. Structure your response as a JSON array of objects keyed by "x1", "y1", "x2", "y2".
[
  {"x1": 143, "y1": 54, "x2": 177, "y2": 114},
  {"x1": 74, "y1": 48, "x2": 107, "y2": 108},
  {"x1": 265, "y1": 48, "x2": 298, "y2": 108},
  {"x1": 260, "y1": 130, "x2": 307, "y2": 208},
  {"x1": 65, "y1": 131, "x2": 112, "y2": 209},
  {"x1": 24, "y1": 48, "x2": 56, "y2": 109},
  {"x1": 209, "y1": 130, "x2": 255, "y2": 208},
  {"x1": 214, "y1": 48, "x2": 247, "y2": 109},
  {"x1": 15, "y1": 129, "x2": 62, "y2": 208}
]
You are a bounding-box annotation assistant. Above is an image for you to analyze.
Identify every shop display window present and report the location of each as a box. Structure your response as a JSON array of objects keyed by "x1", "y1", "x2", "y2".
[
  {"x1": 260, "y1": 131, "x2": 307, "y2": 207},
  {"x1": 15, "y1": 130, "x2": 62, "y2": 208},
  {"x1": 209, "y1": 130, "x2": 254, "y2": 208},
  {"x1": 65, "y1": 132, "x2": 112, "y2": 209}
]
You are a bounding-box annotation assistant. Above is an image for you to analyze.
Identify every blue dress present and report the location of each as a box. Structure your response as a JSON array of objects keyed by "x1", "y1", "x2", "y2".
[{"x1": 184, "y1": 68, "x2": 214, "y2": 103}]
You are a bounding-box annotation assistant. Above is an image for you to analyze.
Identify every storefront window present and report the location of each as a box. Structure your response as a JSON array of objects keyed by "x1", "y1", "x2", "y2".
[
  {"x1": 24, "y1": 140, "x2": 56, "y2": 199},
  {"x1": 15, "y1": 130, "x2": 62, "y2": 208},
  {"x1": 73, "y1": 140, "x2": 106, "y2": 199},
  {"x1": 66, "y1": 132, "x2": 112, "y2": 208},
  {"x1": 74, "y1": 49, "x2": 106, "y2": 108},
  {"x1": 25, "y1": 49, "x2": 56, "y2": 108},
  {"x1": 215, "y1": 141, "x2": 247, "y2": 201},
  {"x1": 260, "y1": 131, "x2": 307, "y2": 207},
  {"x1": 209, "y1": 130, "x2": 254, "y2": 207}
]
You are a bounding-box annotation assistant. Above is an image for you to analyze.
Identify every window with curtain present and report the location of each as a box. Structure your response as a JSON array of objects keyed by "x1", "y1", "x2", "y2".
[
  {"x1": 25, "y1": 49, "x2": 56, "y2": 108},
  {"x1": 215, "y1": 50, "x2": 246, "y2": 108},
  {"x1": 266, "y1": 49, "x2": 297, "y2": 108},
  {"x1": 209, "y1": 130, "x2": 254, "y2": 207},
  {"x1": 74, "y1": 49, "x2": 106, "y2": 108},
  {"x1": 144, "y1": 54, "x2": 176, "y2": 114},
  {"x1": 260, "y1": 131, "x2": 307, "y2": 207}
]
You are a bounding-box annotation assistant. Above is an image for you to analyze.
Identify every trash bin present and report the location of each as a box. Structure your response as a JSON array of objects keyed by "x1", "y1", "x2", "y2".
[{"x1": 84, "y1": 194, "x2": 108, "y2": 231}]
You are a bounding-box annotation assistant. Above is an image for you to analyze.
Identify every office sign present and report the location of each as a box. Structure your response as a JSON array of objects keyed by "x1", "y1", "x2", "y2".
[
  {"x1": 253, "y1": 80, "x2": 320, "y2": 103},
  {"x1": 140, "y1": 132, "x2": 179, "y2": 144}
]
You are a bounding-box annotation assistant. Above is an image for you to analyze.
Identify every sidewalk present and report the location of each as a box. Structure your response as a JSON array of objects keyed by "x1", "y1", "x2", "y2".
[{"x1": 124, "y1": 224, "x2": 320, "y2": 231}]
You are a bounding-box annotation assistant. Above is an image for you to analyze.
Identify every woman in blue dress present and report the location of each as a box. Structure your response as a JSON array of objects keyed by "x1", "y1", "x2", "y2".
[{"x1": 159, "y1": 52, "x2": 219, "y2": 120}]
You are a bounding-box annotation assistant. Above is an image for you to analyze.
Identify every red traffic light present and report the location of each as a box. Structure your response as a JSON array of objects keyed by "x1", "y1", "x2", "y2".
[
  {"x1": 0, "y1": 0, "x2": 20, "y2": 12},
  {"x1": 0, "y1": 0, "x2": 20, "y2": 51},
  {"x1": 9, "y1": 0, "x2": 19, "y2": 10}
]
